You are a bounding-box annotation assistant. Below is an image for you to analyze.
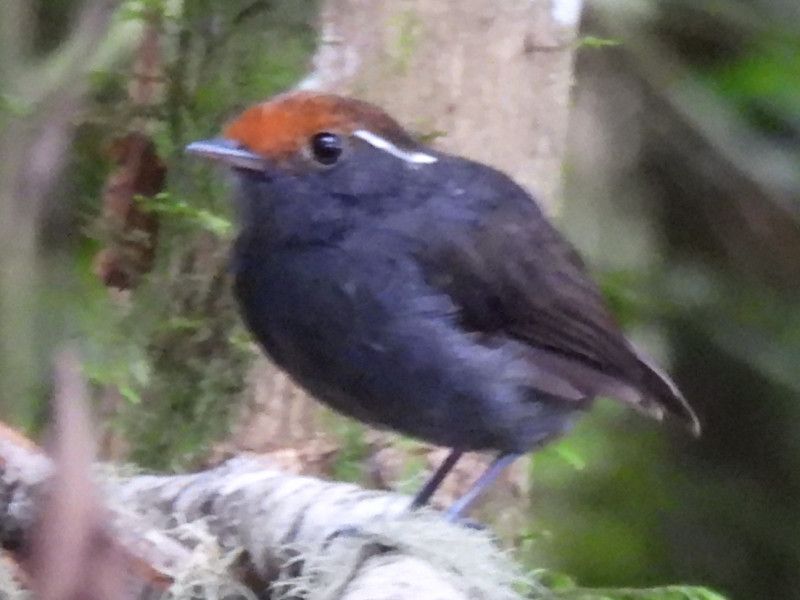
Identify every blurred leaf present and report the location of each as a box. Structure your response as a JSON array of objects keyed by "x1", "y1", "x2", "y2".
[
  {"x1": 534, "y1": 568, "x2": 579, "y2": 590},
  {"x1": 138, "y1": 193, "x2": 233, "y2": 237},
  {"x1": 712, "y1": 39, "x2": 800, "y2": 121},
  {"x1": 553, "y1": 446, "x2": 587, "y2": 471},
  {"x1": 543, "y1": 586, "x2": 726, "y2": 599},
  {"x1": 577, "y1": 36, "x2": 622, "y2": 49},
  {"x1": 328, "y1": 419, "x2": 368, "y2": 483},
  {"x1": 0, "y1": 93, "x2": 32, "y2": 117}
]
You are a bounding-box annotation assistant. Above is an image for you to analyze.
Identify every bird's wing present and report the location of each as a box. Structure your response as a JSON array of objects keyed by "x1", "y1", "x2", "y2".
[{"x1": 413, "y1": 189, "x2": 700, "y2": 434}]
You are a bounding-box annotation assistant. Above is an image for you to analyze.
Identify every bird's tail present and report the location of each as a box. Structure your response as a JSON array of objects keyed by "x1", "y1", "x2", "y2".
[{"x1": 634, "y1": 347, "x2": 701, "y2": 437}]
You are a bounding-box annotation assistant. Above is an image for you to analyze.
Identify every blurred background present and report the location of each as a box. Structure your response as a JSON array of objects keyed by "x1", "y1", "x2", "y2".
[{"x1": 1, "y1": 1, "x2": 798, "y2": 599}]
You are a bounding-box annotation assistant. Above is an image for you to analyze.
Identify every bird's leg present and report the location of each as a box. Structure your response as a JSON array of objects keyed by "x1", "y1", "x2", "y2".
[
  {"x1": 443, "y1": 452, "x2": 521, "y2": 522},
  {"x1": 326, "y1": 449, "x2": 463, "y2": 542},
  {"x1": 409, "y1": 449, "x2": 464, "y2": 509}
]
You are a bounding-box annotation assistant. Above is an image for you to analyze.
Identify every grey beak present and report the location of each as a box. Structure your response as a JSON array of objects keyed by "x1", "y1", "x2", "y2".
[{"x1": 185, "y1": 138, "x2": 265, "y2": 171}]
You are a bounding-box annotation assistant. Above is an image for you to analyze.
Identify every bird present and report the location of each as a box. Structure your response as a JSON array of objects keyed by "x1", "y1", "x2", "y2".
[{"x1": 186, "y1": 91, "x2": 700, "y2": 520}]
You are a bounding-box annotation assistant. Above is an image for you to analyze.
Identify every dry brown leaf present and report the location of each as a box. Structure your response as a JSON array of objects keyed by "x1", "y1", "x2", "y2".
[{"x1": 93, "y1": 132, "x2": 164, "y2": 290}]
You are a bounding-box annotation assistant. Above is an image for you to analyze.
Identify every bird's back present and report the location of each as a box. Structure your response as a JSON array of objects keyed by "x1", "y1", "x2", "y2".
[
  {"x1": 231, "y1": 154, "x2": 698, "y2": 453},
  {"x1": 401, "y1": 154, "x2": 700, "y2": 435}
]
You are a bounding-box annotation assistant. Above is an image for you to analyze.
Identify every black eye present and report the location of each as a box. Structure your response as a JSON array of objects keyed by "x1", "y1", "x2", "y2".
[{"x1": 310, "y1": 132, "x2": 343, "y2": 165}]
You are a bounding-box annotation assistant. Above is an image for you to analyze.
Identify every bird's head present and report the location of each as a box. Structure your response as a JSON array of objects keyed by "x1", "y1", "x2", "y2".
[
  {"x1": 187, "y1": 91, "x2": 437, "y2": 184},
  {"x1": 187, "y1": 92, "x2": 442, "y2": 236}
]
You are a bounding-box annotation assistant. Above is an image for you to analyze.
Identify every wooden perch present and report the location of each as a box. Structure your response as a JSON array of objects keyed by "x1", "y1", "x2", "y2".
[{"x1": 0, "y1": 425, "x2": 522, "y2": 600}]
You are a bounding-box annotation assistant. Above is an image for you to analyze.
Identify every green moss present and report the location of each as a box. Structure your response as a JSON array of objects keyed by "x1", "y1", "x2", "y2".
[
  {"x1": 322, "y1": 412, "x2": 369, "y2": 483},
  {"x1": 74, "y1": 0, "x2": 319, "y2": 470},
  {"x1": 116, "y1": 239, "x2": 253, "y2": 469}
]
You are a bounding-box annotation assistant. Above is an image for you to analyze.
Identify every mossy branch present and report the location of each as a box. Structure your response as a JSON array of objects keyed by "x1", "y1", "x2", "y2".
[{"x1": 0, "y1": 425, "x2": 524, "y2": 600}]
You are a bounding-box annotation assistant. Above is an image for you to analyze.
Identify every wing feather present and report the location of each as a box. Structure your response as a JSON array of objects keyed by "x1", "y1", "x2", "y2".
[{"x1": 413, "y1": 181, "x2": 700, "y2": 434}]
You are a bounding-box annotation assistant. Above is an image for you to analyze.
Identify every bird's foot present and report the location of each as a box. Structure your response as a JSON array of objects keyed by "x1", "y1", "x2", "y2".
[
  {"x1": 449, "y1": 515, "x2": 487, "y2": 531},
  {"x1": 324, "y1": 524, "x2": 365, "y2": 546}
]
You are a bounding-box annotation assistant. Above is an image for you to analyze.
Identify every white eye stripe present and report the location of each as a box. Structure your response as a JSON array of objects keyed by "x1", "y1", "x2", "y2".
[{"x1": 353, "y1": 129, "x2": 438, "y2": 164}]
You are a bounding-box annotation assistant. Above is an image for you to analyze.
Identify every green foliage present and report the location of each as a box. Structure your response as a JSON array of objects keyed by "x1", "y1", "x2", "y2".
[
  {"x1": 711, "y1": 38, "x2": 800, "y2": 128},
  {"x1": 139, "y1": 192, "x2": 233, "y2": 237},
  {"x1": 117, "y1": 247, "x2": 254, "y2": 469},
  {"x1": 543, "y1": 585, "x2": 726, "y2": 600},
  {"x1": 551, "y1": 2, "x2": 800, "y2": 598},
  {"x1": 64, "y1": 0, "x2": 320, "y2": 469},
  {"x1": 576, "y1": 36, "x2": 622, "y2": 49},
  {"x1": 322, "y1": 413, "x2": 369, "y2": 483},
  {"x1": 0, "y1": 93, "x2": 32, "y2": 118},
  {"x1": 532, "y1": 568, "x2": 725, "y2": 599},
  {"x1": 391, "y1": 438, "x2": 430, "y2": 495}
]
